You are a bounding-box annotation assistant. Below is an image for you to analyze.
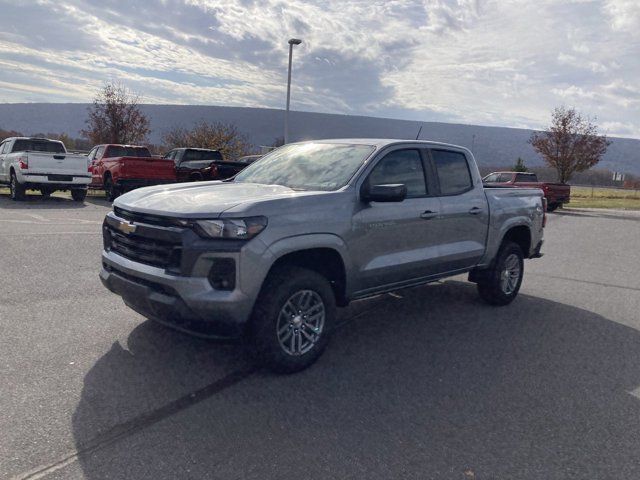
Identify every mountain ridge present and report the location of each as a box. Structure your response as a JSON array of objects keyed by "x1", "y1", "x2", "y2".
[{"x1": 1, "y1": 103, "x2": 638, "y2": 175}]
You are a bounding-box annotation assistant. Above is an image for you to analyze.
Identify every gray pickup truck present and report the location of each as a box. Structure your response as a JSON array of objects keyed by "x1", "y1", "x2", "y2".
[{"x1": 100, "y1": 139, "x2": 545, "y2": 372}]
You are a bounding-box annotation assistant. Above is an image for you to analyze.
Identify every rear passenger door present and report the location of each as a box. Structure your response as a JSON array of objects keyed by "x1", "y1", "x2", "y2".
[{"x1": 428, "y1": 149, "x2": 489, "y2": 272}]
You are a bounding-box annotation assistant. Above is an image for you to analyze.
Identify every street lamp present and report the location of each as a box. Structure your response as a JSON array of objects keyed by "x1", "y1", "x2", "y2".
[{"x1": 284, "y1": 38, "x2": 302, "y2": 144}]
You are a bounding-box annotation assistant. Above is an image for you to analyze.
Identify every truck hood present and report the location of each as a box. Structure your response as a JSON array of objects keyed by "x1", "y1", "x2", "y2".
[{"x1": 113, "y1": 181, "x2": 307, "y2": 218}]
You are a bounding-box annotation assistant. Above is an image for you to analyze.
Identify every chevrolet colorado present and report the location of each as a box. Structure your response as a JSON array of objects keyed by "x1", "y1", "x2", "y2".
[{"x1": 100, "y1": 139, "x2": 545, "y2": 373}]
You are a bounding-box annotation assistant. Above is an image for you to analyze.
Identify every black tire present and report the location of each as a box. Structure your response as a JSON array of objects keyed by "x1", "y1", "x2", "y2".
[
  {"x1": 248, "y1": 266, "x2": 336, "y2": 374},
  {"x1": 40, "y1": 187, "x2": 54, "y2": 198},
  {"x1": 189, "y1": 173, "x2": 203, "y2": 182},
  {"x1": 547, "y1": 203, "x2": 558, "y2": 212},
  {"x1": 104, "y1": 176, "x2": 120, "y2": 202},
  {"x1": 476, "y1": 241, "x2": 524, "y2": 306},
  {"x1": 9, "y1": 171, "x2": 26, "y2": 201},
  {"x1": 71, "y1": 188, "x2": 87, "y2": 202}
]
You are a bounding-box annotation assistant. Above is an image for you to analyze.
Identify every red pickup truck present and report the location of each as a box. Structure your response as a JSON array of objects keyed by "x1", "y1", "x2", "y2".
[
  {"x1": 483, "y1": 171, "x2": 571, "y2": 211},
  {"x1": 88, "y1": 144, "x2": 176, "y2": 201}
]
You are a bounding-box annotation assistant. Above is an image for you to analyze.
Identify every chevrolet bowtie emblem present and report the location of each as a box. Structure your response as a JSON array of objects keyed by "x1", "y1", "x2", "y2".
[{"x1": 116, "y1": 221, "x2": 137, "y2": 234}]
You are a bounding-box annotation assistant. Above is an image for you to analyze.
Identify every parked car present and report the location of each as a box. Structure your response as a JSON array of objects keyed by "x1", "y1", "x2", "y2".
[
  {"x1": 88, "y1": 144, "x2": 176, "y2": 201},
  {"x1": 100, "y1": 139, "x2": 545, "y2": 373},
  {"x1": 483, "y1": 171, "x2": 570, "y2": 211},
  {"x1": 0, "y1": 137, "x2": 90, "y2": 201},
  {"x1": 164, "y1": 148, "x2": 252, "y2": 182}
]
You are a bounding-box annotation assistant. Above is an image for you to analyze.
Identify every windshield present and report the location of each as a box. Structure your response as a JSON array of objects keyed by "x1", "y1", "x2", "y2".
[
  {"x1": 106, "y1": 146, "x2": 151, "y2": 158},
  {"x1": 13, "y1": 139, "x2": 65, "y2": 153},
  {"x1": 183, "y1": 149, "x2": 223, "y2": 161},
  {"x1": 234, "y1": 143, "x2": 375, "y2": 191}
]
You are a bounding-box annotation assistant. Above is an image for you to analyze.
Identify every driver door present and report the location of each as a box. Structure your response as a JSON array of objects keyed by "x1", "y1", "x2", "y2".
[{"x1": 351, "y1": 148, "x2": 443, "y2": 293}]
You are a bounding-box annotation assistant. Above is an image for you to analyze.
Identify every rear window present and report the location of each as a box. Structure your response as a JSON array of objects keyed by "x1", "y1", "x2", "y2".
[
  {"x1": 515, "y1": 173, "x2": 538, "y2": 182},
  {"x1": 12, "y1": 140, "x2": 65, "y2": 154},
  {"x1": 183, "y1": 149, "x2": 223, "y2": 161},
  {"x1": 431, "y1": 149, "x2": 473, "y2": 195},
  {"x1": 105, "y1": 146, "x2": 151, "y2": 158}
]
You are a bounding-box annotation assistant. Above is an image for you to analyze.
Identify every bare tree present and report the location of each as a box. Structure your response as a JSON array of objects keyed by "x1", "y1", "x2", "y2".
[
  {"x1": 162, "y1": 121, "x2": 251, "y2": 160},
  {"x1": 82, "y1": 82, "x2": 150, "y2": 145},
  {"x1": 529, "y1": 106, "x2": 610, "y2": 184}
]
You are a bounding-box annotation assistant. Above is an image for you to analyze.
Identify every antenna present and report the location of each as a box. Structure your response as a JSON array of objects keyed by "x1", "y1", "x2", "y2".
[{"x1": 415, "y1": 125, "x2": 423, "y2": 140}]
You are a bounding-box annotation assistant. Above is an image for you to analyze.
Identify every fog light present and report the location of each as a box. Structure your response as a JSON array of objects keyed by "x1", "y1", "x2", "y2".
[{"x1": 208, "y1": 258, "x2": 236, "y2": 290}]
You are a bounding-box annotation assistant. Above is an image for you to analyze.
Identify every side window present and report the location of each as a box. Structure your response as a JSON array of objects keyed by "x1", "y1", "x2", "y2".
[
  {"x1": 483, "y1": 173, "x2": 500, "y2": 183},
  {"x1": 431, "y1": 149, "x2": 473, "y2": 195},
  {"x1": 367, "y1": 149, "x2": 427, "y2": 198},
  {"x1": 87, "y1": 148, "x2": 97, "y2": 162},
  {"x1": 515, "y1": 173, "x2": 537, "y2": 182},
  {"x1": 499, "y1": 173, "x2": 513, "y2": 182},
  {"x1": 95, "y1": 146, "x2": 105, "y2": 160}
]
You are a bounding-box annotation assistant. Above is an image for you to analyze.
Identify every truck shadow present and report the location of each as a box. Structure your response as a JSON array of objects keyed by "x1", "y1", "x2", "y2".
[
  {"x1": 72, "y1": 281, "x2": 640, "y2": 479},
  {"x1": 0, "y1": 192, "x2": 110, "y2": 209}
]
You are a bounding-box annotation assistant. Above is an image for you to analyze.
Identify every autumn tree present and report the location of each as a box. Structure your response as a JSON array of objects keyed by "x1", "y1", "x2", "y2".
[
  {"x1": 529, "y1": 106, "x2": 610, "y2": 184},
  {"x1": 82, "y1": 82, "x2": 150, "y2": 145},
  {"x1": 162, "y1": 121, "x2": 251, "y2": 160}
]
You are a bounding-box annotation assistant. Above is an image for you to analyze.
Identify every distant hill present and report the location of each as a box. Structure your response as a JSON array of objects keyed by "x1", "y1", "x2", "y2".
[{"x1": 0, "y1": 103, "x2": 639, "y2": 175}]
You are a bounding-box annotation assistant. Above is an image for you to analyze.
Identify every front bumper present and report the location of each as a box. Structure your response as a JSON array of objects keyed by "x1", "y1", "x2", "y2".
[{"x1": 100, "y1": 249, "x2": 254, "y2": 339}]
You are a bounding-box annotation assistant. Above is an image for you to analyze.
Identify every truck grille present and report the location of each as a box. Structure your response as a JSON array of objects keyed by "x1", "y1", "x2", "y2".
[{"x1": 104, "y1": 221, "x2": 182, "y2": 270}]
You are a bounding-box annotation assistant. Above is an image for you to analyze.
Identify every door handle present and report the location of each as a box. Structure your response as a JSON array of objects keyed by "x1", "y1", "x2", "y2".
[
  {"x1": 469, "y1": 207, "x2": 482, "y2": 215},
  {"x1": 420, "y1": 210, "x2": 438, "y2": 220}
]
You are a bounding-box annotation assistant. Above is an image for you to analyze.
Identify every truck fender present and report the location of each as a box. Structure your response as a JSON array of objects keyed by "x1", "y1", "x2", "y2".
[
  {"x1": 482, "y1": 217, "x2": 533, "y2": 267},
  {"x1": 259, "y1": 234, "x2": 354, "y2": 301}
]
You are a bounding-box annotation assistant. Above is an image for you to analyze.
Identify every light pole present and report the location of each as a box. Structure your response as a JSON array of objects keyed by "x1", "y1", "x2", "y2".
[{"x1": 284, "y1": 38, "x2": 302, "y2": 144}]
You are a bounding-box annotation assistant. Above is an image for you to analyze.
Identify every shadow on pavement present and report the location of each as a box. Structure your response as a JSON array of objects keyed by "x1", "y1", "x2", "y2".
[
  {"x1": 72, "y1": 281, "x2": 640, "y2": 479},
  {"x1": 0, "y1": 192, "x2": 111, "y2": 209}
]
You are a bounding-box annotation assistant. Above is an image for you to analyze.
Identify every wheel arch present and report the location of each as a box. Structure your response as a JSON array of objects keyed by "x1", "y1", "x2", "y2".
[{"x1": 260, "y1": 235, "x2": 352, "y2": 307}]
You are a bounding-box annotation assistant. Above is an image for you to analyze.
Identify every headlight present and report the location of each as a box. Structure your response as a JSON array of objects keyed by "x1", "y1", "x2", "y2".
[{"x1": 194, "y1": 216, "x2": 267, "y2": 240}]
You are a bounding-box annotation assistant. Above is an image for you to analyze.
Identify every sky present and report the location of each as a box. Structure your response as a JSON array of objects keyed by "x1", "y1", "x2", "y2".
[{"x1": 0, "y1": 0, "x2": 638, "y2": 137}]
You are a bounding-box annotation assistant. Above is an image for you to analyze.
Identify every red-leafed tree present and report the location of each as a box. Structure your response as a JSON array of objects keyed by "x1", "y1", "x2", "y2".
[{"x1": 529, "y1": 106, "x2": 610, "y2": 184}]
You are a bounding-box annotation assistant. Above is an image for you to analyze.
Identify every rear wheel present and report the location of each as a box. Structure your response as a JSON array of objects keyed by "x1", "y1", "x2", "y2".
[
  {"x1": 71, "y1": 188, "x2": 87, "y2": 202},
  {"x1": 104, "y1": 176, "x2": 120, "y2": 202},
  {"x1": 547, "y1": 202, "x2": 559, "y2": 212},
  {"x1": 476, "y1": 241, "x2": 524, "y2": 306},
  {"x1": 9, "y1": 171, "x2": 26, "y2": 201},
  {"x1": 248, "y1": 266, "x2": 336, "y2": 373}
]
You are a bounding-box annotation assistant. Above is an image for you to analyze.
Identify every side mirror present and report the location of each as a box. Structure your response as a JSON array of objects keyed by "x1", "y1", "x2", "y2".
[{"x1": 361, "y1": 183, "x2": 407, "y2": 203}]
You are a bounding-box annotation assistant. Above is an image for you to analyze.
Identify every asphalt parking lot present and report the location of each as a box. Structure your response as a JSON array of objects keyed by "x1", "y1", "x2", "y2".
[{"x1": 1, "y1": 193, "x2": 640, "y2": 480}]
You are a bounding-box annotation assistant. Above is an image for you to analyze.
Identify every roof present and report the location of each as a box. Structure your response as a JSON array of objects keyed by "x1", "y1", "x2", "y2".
[
  {"x1": 292, "y1": 138, "x2": 470, "y2": 151},
  {"x1": 2, "y1": 137, "x2": 61, "y2": 142}
]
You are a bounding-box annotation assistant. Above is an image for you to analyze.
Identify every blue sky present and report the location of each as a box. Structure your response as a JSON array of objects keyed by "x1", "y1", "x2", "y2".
[{"x1": 0, "y1": 0, "x2": 638, "y2": 137}]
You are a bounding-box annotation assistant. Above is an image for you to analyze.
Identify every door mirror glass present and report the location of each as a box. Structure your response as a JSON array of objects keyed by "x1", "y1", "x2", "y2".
[{"x1": 361, "y1": 183, "x2": 407, "y2": 203}]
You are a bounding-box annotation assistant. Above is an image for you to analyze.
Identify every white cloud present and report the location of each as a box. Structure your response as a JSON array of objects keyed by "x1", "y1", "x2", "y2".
[{"x1": 0, "y1": 0, "x2": 638, "y2": 137}]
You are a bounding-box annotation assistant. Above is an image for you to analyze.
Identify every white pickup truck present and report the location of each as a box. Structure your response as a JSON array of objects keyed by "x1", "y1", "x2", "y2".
[{"x1": 0, "y1": 137, "x2": 91, "y2": 201}]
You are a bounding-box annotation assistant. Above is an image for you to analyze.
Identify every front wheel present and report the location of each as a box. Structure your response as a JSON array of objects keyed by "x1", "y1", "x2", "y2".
[
  {"x1": 476, "y1": 241, "x2": 524, "y2": 306},
  {"x1": 71, "y1": 188, "x2": 87, "y2": 202},
  {"x1": 248, "y1": 266, "x2": 336, "y2": 373},
  {"x1": 9, "y1": 172, "x2": 26, "y2": 201}
]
